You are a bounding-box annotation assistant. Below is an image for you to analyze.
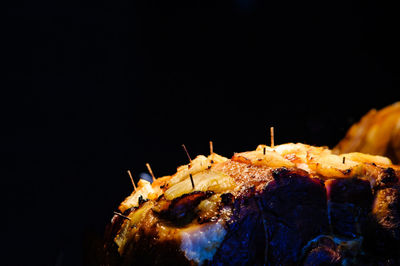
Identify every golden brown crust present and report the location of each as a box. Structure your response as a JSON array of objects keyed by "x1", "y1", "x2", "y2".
[
  {"x1": 334, "y1": 102, "x2": 400, "y2": 163},
  {"x1": 105, "y1": 134, "x2": 400, "y2": 265}
]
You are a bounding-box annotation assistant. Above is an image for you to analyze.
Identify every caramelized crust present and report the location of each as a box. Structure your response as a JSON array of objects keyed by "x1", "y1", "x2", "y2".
[{"x1": 104, "y1": 142, "x2": 400, "y2": 265}]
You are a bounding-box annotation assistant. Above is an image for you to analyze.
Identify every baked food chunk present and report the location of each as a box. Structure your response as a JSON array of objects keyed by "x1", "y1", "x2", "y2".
[{"x1": 103, "y1": 142, "x2": 400, "y2": 265}]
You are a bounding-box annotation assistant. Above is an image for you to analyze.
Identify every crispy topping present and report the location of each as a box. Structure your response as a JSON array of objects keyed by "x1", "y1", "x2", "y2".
[{"x1": 111, "y1": 142, "x2": 399, "y2": 264}]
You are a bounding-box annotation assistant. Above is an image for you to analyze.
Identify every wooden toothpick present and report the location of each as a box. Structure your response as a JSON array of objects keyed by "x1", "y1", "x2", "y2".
[
  {"x1": 146, "y1": 163, "x2": 156, "y2": 182},
  {"x1": 189, "y1": 173, "x2": 195, "y2": 189},
  {"x1": 113, "y1": 211, "x2": 131, "y2": 220},
  {"x1": 127, "y1": 170, "x2": 137, "y2": 191},
  {"x1": 270, "y1": 126, "x2": 275, "y2": 148},
  {"x1": 209, "y1": 140, "x2": 214, "y2": 155},
  {"x1": 182, "y1": 144, "x2": 195, "y2": 189},
  {"x1": 182, "y1": 144, "x2": 192, "y2": 163}
]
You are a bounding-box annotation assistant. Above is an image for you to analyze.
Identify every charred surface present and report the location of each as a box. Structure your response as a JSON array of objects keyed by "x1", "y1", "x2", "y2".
[
  {"x1": 326, "y1": 178, "x2": 373, "y2": 208},
  {"x1": 375, "y1": 167, "x2": 399, "y2": 188},
  {"x1": 212, "y1": 167, "x2": 330, "y2": 265},
  {"x1": 364, "y1": 185, "x2": 400, "y2": 257},
  {"x1": 302, "y1": 237, "x2": 342, "y2": 266},
  {"x1": 210, "y1": 193, "x2": 266, "y2": 265},
  {"x1": 155, "y1": 191, "x2": 214, "y2": 227},
  {"x1": 326, "y1": 178, "x2": 373, "y2": 238},
  {"x1": 220, "y1": 192, "x2": 234, "y2": 205},
  {"x1": 259, "y1": 168, "x2": 329, "y2": 265}
]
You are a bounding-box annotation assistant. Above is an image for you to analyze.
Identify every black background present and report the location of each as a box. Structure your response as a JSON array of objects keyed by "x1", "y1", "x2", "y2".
[{"x1": 5, "y1": 0, "x2": 400, "y2": 265}]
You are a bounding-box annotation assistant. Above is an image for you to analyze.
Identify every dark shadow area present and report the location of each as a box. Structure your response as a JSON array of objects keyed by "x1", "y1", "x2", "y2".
[{"x1": 5, "y1": 0, "x2": 400, "y2": 264}]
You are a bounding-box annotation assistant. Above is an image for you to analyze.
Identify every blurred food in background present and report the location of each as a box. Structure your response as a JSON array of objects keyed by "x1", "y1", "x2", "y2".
[{"x1": 334, "y1": 102, "x2": 400, "y2": 164}]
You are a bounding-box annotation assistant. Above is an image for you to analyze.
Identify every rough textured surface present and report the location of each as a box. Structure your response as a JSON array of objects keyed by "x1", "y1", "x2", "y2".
[{"x1": 103, "y1": 143, "x2": 400, "y2": 265}]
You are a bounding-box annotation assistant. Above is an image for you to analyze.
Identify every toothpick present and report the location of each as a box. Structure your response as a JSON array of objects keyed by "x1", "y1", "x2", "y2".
[
  {"x1": 181, "y1": 144, "x2": 195, "y2": 188},
  {"x1": 113, "y1": 211, "x2": 131, "y2": 220},
  {"x1": 342, "y1": 157, "x2": 346, "y2": 164},
  {"x1": 182, "y1": 144, "x2": 192, "y2": 163},
  {"x1": 270, "y1": 127, "x2": 275, "y2": 148},
  {"x1": 209, "y1": 140, "x2": 214, "y2": 155},
  {"x1": 127, "y1": 170, "x2": 137, "y2": 191},
  {"x1": 146, "y1": 163, "x2": 156, "y2": 182},
  {"x1": 189, "y1": 173, "x2": 195, "y2": 189}
]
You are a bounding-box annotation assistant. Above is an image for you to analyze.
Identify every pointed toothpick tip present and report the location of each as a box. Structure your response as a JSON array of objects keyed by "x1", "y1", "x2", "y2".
[
  {"x1": 127, "y1": 170, "x2": 137, "y2": 191},
  {"x1": 146, "y1": 163, "x2": 156, "y2": 182},
  {"x1": 113, "y1": 211, "x2": 131, "y2": 220},
  {"x1": 182, "y1": 144, "x2": 192, "y2": 163}
]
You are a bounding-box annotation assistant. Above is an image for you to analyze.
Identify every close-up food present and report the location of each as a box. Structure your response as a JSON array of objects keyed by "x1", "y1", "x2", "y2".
[
  {"x1": 102, "y1": 103, "x2": 400, "y2": 265},
  {"x1": 9, "y1": 1, "x2": 400, "y2": 264}
]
